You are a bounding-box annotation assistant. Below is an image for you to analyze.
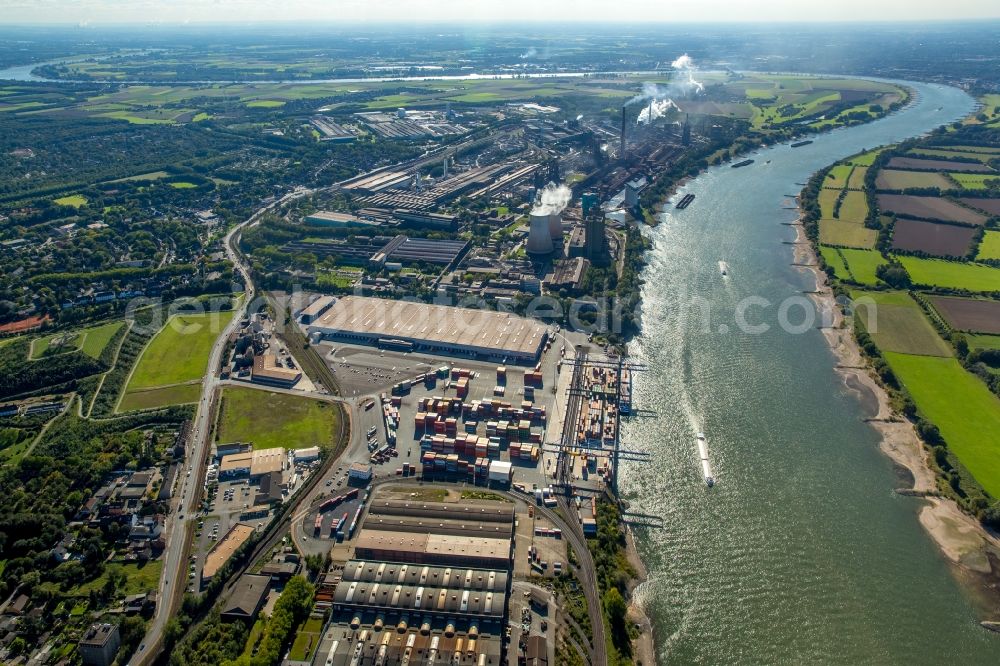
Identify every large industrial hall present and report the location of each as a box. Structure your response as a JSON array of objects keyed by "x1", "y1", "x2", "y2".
[
  {"x1": 313, "y1": 496, "x2": 516, "y2": 665},
  {"x1": 300, "y1": 295, "x2": 549, "y2": 365}
]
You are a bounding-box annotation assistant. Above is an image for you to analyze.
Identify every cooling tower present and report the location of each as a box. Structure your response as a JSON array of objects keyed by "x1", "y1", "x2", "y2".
[
  {"x1": 547, "y1": 213, "x2": 562, "y2": 240},
  {"x1": 526, "y1": 212, "x2": 554, "y2": 255}
]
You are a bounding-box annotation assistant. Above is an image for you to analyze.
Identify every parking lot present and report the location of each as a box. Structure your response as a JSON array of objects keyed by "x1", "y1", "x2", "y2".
[{"x1": 321, "y1": 345, "x2": 437, "y2": 396}]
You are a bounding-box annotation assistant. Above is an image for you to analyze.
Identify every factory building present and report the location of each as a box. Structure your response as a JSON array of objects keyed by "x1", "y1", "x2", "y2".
[
  {"x1": 393, "y1": 209, "x2": 458, "y2": 231},
  {"x1": 250, "y1": 353, "x2": 301, "y2": 388},
  {"x1": 315, "y1": 496, "x2": 513, "y2": 666},
  {"x1": 283, "y1": 234, "x2": 467, "y2": 268},
  {"x1": 304, "y1": 295, "x2": 547, "y2": 365},
  {"x1": 304, "y1": 211, "x2": 382, "y2": 228},
  {"x1": 218, "y1": 449, "x2": 286, "y2": 481},
  {"x1": 332, "y1": 563, "x2": 506, "y2": 618},
  {"x1": 353, "y1": 531, "x2": 511, "y2": 569}
]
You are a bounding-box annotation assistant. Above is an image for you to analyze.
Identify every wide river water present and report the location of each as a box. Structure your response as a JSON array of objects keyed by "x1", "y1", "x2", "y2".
[{"x1": 619, "y1": 81, "x2": 1000, "y2": 664}]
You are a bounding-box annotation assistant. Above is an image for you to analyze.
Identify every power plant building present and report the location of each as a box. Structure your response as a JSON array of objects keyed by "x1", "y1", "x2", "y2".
[
  {"x1": 526, "y1": 212, "x2": 555, "y2": 255},
  {"x1": 304, "y1": 295, "x2": 548, "y2": 364},
  {"x1": 585, "y1": 216, "x2": 608, "y2": 263}
]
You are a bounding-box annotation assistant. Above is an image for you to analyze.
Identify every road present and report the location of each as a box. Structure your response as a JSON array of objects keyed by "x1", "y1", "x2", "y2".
[{"x1": 135, "y1": 188, "x2": 315, "y2": 665}]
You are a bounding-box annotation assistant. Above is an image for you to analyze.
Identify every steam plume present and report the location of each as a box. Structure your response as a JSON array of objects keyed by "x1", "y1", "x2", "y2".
[
  {"x1": 532, "y1": 182, "x2": 572, "y2": 216},
  {"x1": 637, "y1": 98, "x2": 679, "y2": 125},
  {"x1": 671, "y1": 53, "x2": 704, "y2": 94}
]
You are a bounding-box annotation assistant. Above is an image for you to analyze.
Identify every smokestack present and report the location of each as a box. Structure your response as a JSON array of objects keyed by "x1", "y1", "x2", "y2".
[
  {"x1": 648, "y1": 99, "x2": 653, "y2": 126},
  {"x1": 620, "y1": 106, "x2": 626, "y2": 159}
]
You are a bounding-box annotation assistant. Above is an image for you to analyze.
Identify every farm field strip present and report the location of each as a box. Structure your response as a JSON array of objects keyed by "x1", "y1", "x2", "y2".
[
  {"x1": 949, "y1": 173, "x2": 999, "y2": 189},
  {"x1": 852, "y1": 291, "x2": 953, "y2": 357},
  {"x1": 838, "y1": 190, "x2": 868, "y2": 223},
  {"x1": 896, "y1": 256, "x2": 1000, "y2": 292},
  {"x1": 819, "y1": 219, "x2": 877, "y2": 249},
  {"x1": 846, "y1": 166, "x2": 868, "y2": 190},
  {"x1": 839, "y1": 249, "x2": 886, "y2": 285},
  {"x1": 928, "y1": 296, "x2": 1000, "y2": 334},
  {"x1": 890, "y1": 218, "x2": 976, "y2": 258},
  {"x1": 977, "y1": 231, "x2": 1000, "y2": 261},
  {"x1": 875, "y1": 169, "x2": 953, "y2": 190},
  {"x1": 910, "y1": 148, "x2": 995, "y2": 163},
  {"x1": 882, "y1": 352, "x2": 1000, "y2": 498},
  {"x1": 958, "y1": 197, "x2": 1000, "y2": 216},
  {"x1": 887, "y1": 156, "x2": 995, "y2": 173},
  {"x1": 823, "y1": 164, "x2": 853, "y2": 189},
  {"x1": 968, "y1": 334, "x2": 1000, "y2": 351},
  {"x1": 877, "y1": 193, "x2": 987, "y2": 226}
]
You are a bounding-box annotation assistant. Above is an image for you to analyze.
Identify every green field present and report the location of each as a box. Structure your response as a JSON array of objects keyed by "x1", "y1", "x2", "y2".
[
  {"x1": 823, "y1": 164, "x2": 853, "y2": 189},
  {"x1": 289, "y1": 617, "x2": 324, "y2": 661},
  {"x1": 848, "y1": 149, "x2": 884, "y2": 167},
  {"x1": 61, "y1": 561, "x2": 163, "y2": 597},
  {"x1": 99, "y1": 110, "x2": 176, "y2": 124},
  {"x1": 977, "y1": 231, "x2": 1000, "y2": 261},
  {"x1": 968, "y1": 334, "x2": 1000, "y2": 351},
  {"x1": 108, "y1": 170, "x2": 170, "y2": 183},
  {"x1": 169, "y1": 181, "x2": 198, "y2": 189},
  {"x1": 847, "y1": 166, "x2": 868, "y2": 190},
  {"x1": 838, "y1": 190, "x2": 868, "y2": 223},
  {"x1": 910, "y1": 148, "x2": 993, "y2": 163},
  {"x1": 819, "y1": 246, "x2": 849, "y2": 279},
  {"x1": 819, "y1": 189, "x2": 839, "y2": 218},
  {"x1": 216, "y1": 386, "x2": 342, "y2": 451},
  {"x1": 949, "y1": 173, "x2": 1000, "y2": 190},
  {"x1": 80, "y1": 321, "x2": 125, "y2": 358},
  {"x1": 53, "y1": 194, "x2": 87, "y2": 208},
  {"x1": 883, "y1": 352, "x2": 1000, "y2": 497},
  {"x1": 896, "y1": 256, "x2": 1000, "y2": 292},
  {"x1": 820, "y1": 246, "x2": 886, "y2": 286},
  {"x1": 819, "y1": 219, "x2": 877, "y2": 249},
  {"x1": 119, "y1": 383, "x2": 201, "y2": 411},
  {"x1": 29, "y1": 321, "x2": 123, "y2": 360},
  {"x1": 30, "y1": 331, "x2": 81, "y2": 358},
  {"x1": 852, "y1": 291, "x2": 952, "y2": 357},
  {"x1": 246, "y1": 99, "x2": 286, "y2": 108},
  {"x1": 839, "y1": 248, "x2": 887, "y2": 285},
  {"x1": 125, "y1": 311, "x2": 234, "y2": 391}
]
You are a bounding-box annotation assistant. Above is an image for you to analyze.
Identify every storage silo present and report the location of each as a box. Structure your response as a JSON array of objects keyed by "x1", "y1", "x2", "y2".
[{"x1": 526, "y1": 212, "x2": 554, "y2": 255}]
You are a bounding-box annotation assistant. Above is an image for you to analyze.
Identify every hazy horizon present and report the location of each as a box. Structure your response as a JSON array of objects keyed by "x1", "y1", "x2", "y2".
[{"x1": 0, "y1": 0, "x2": 998, "y2": 25}]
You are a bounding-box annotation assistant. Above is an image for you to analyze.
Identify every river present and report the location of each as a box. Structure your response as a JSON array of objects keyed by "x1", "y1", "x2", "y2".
[{"x1": 620, "y1": 80, "x2": 1000, "y2": 664}]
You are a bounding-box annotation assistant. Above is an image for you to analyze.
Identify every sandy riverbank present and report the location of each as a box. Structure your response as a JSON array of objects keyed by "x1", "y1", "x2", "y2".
[
  {"x1": 623, "y1": 522, "x2": 656, "y2": 666},
  {"x1": 792, "y1": 219, "x2": 1000, "y2": 619}
]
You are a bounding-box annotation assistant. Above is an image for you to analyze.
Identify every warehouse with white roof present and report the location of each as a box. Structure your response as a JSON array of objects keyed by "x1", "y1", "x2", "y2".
[{"x1": 303, "y1": 295, "x2": 548, "y2": 364}]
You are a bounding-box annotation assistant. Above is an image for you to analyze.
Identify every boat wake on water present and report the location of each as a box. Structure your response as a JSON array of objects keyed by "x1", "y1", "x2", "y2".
[{"x1": 697, "y1": 432, "x2": 714, "y2": 487}]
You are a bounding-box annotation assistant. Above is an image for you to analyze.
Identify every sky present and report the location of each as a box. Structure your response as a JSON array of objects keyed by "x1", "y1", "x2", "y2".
[{"x1": 0, "y1": 0, "x2": 999, "y2": 25}]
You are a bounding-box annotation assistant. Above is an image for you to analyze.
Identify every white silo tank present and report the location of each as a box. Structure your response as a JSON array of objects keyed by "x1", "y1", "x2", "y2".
[
  {"x1": 526, "y1": 212, "x2": 554, "y2": 255},
  {"x1": 547, "y1": 213, "x2": 562, "y2": 240}
]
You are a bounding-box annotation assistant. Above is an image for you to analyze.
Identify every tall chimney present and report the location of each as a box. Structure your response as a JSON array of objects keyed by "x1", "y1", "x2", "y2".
[{"x1": 620, "y1": 106, "x2": 626, "y2": 158}]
